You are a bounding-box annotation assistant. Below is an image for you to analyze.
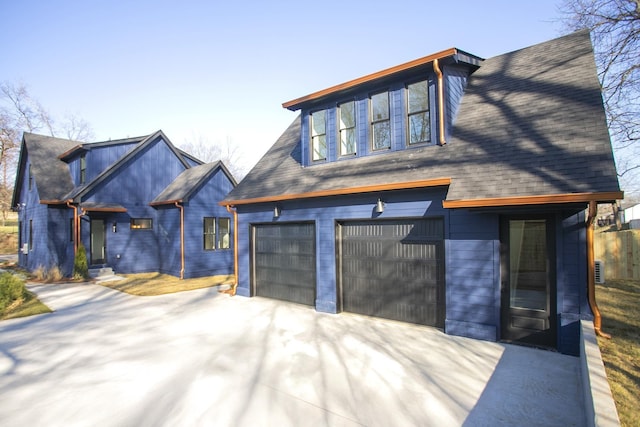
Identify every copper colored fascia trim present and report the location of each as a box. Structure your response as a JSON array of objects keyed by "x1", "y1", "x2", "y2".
[
  {"x1": 282, "y1": 48, "x2": 458, "y2": 110},
  {"x1": 220, "y1": 178, "x2": 452, "y2": 206},
  {"x1": 442, "y1": 191, "x2": 624, "y2": 208}
]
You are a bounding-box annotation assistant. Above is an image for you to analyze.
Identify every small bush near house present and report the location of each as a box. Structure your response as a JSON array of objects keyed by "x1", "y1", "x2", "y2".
[
  {"x1": 0, "y1": 272, "x2": 28, "y2": 312},
  {"x1": 33, "y1": 265, "x2": 46, "y2": 281},
  {"x1": 73, "y1": 243, "x2": 89, "y2": 280},
  {"x1": 45, "y1": 265, "x2": 64, "y2": 282}
]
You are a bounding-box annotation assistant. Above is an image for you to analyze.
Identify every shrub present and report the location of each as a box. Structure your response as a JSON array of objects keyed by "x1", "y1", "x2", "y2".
[
  {"x1": 45, "y1": 265, "x2": 64, "y2": 282},
  {"x1": 74, "y1": 243, "x2": 89, "y2": 280},
  {"x1": 0, "y1": 272, "x2": 27, "y2": 312},
  {"x1": 33, "y1": 265, "x2": 46, "y2": 281}
]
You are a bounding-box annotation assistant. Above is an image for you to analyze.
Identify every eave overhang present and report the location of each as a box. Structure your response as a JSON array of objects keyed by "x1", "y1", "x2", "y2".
[
  {"x1": 442, "y1": 191, "x2": 624, "y2": 209},
  {"x1": 80, "y1": 202, "x2": 127, "y2": 213},
  {"x1": 220, "y1": 178, "x2": 452, "y2": 206},
  {"x1": 282, "y1": 48, "x2": 483, "y2": 111},
  {"x1": 149, "y1": 199, "x2": 183, "y2": 207},
  {"x1": 58, "y1": 145, "x2": 88, "y2": 162}
]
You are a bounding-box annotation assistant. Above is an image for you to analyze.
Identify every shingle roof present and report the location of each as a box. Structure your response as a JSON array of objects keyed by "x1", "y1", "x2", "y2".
[
  {"x1": 151, "y1": 161, "x2": 236, "y2": 205},
  {"x1": 19, "y1": 133, "x2": 79, "y2": 202},
  {"x1": 223, "y1": 31, "x2": 621, "y2": 206}
]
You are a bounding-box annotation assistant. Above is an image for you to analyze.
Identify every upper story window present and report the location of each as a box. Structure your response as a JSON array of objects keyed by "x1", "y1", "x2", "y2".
[
  {"x1": 371, "y1": 92, "x2": 391, "y2": 150},
  {"x1": 28, "y1": 164, "x2": 33, "y2": 190},
  {"x1": 339, "y1": 101, "x2": 356, "y2": 156},
  {"x1": 80, "y1": 154, "x2": 87, "y2": 184},
  {"x1": 310, "y1": 110, "x2": 327, "y2": 161},
  {"x1": 407, "y1": 80, "x2": 430, "y2": 145}
]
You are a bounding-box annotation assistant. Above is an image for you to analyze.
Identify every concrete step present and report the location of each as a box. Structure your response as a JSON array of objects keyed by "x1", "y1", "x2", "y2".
[{"x1": 88, "y1": 267, "x2": 114, "y2": 279}]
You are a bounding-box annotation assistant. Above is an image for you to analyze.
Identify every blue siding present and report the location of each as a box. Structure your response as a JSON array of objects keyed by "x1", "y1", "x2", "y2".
[
  {"x1": 445, "y1": 210, "x2": 500, "y2": 341},
  {"x1": 235, "y1": 190, "x2": 589, "y2": 355},
  {"x1": 444, "y1": 65, "x2": 469, "y2": 140},
  {"x1": 181, "y1": 168, "x2": 235, "y2": 278}
]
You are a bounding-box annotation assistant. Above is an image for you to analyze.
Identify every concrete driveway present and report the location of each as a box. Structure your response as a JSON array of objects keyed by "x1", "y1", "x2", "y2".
[{"x1": 0, "y1": 282, "x2": 584, "y2": 426}]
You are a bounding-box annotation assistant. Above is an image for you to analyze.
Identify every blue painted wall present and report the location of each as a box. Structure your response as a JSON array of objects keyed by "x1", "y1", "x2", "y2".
[
  {"x1": 235, "y1": 190, "x2": 589, "y2": 355},
  {"x1": 68, "y1": 141, "x2": 139, "y2": 186},
  {"x1": 154, "y1": 167, "x2": 236, "y2": 278}
]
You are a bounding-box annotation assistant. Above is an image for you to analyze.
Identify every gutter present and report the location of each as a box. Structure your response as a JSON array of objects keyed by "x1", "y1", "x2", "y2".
[
  {"x1": 175, "y1": 202, "x2": 185, "y2": 280},
  {"x1": 224, "y1": 204, "x2": 238, "y2": 296},
  {"x1": 433, "y1": 58, "x2": 446, "y2": 146},
  {"x1": 65, "y1": 200, "x2": 79, "y2": 255},
  {"x1": 586, "y1": 201, "x2": 611, "y2": 339}
]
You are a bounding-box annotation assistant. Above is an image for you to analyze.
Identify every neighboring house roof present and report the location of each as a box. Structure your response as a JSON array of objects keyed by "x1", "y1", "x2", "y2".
[
  {"x1": 223, "y1": 31, "x2": 622, "y2": 208},
  {"x1": 150, "y1": 161, "x2": 237, "y2": 206},
  {"x1": 67, "y1": 130, "x2": 191, "y2": 202},
  {"x1": 12, "y1": 133, "x2": 80, "y2": 205},
  {"x1": 58, "y1": 135, "x2": 148, "y2": 162}
]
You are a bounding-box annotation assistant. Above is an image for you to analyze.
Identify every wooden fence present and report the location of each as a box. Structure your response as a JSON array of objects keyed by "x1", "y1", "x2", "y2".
[{"x1": 594, "y1": 229, "x2": 640, "y2": 280}]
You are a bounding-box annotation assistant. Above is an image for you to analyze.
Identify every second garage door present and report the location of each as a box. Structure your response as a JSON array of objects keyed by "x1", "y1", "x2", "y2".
[
  {"x1": 252, "y1": 223, "x2": 316, "y2": 306},
  {"x1": 337, "y1": 219, "x2": 445, "y2": 327}
]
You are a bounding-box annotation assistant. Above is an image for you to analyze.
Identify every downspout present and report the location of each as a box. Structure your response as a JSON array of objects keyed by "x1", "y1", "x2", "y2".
[
  {"x1": 66, "y1": 200, "x2": 78, "y2": 255},
  {"x1": 586, "y1": 201, "x2": 611, "y2": 339},
  {"x1": 433, "y1": 58, "x2": 447, "y2": 146},
  {"x1": 175, "y1": 202, "x2": 185, "y2": 280},
  {"x1": 225, "y1": 204, "x2": 238, "y2": 296}
]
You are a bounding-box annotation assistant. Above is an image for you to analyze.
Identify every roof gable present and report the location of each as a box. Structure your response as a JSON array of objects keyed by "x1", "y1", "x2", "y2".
[
  {"x1": 70, "y1": 130, "x2": 191, "y2": 201},
  {"x1": 12, "y1": 133, "x2": 79, "y2": 205},
  {"x1": 151, "y1": 161, "x2": 236, "y2": 206}
]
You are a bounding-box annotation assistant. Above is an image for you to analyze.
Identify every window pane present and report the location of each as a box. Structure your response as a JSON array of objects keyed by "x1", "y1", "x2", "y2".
[
  {"x1": 218, "y1": 218, "x2": 230, "y2": 249},
  {"x1": 371, "y1": 92, "x2": 389, "y2": 121},
  {"x1": 204, "y1": 217, "x2": 215, "y2": 250},
  {"x1": 312, "y1": 135, "x2": 326, "y2": 161},
  {"x1": 340, "y1": 128, "x2": 356, "y2": 155},
  {"x1": 311, "y1": 110, "x2": 326, "y2": 136},
  {"x1": 130, "y1": 218, "x2": 152, "y2": 229},
  {"x1": 372, "y1": 121, "x2": 391, "y2": 149},
  {"x1": 408, "y1": 81, "x2": 429, "y2": 113},
  {"x1": 409, "y1": 111, "x2": 431, "y2": 144},
  {"x1": 339, "y1": 101, "x2": 355, "y2": 129}
]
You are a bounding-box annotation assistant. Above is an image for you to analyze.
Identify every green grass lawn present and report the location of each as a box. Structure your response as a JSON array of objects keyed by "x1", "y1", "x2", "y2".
[
  {"x1": 597, "y1": 279, "x2": 640, "y2": 427},
  {"x1": 1, "y1": 290, "x2": 52, "y2": 320}
]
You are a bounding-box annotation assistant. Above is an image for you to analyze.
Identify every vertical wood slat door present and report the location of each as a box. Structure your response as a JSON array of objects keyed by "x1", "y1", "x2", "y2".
[
  {"x1": 252, "y1": 223, "x2": 316, "y2": 306},
  {"x1": 337, "y1": 219, "x2": 445, "y2": 327}
]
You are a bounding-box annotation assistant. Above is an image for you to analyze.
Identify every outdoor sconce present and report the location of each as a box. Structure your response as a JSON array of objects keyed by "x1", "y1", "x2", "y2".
[
  {"x1": 274, "y1": 206, "x2": 281, "y2": 218},
  {"x1": 112, "y1": 222, "x2": 117, "y2": 233},
  {"x1": 375, "y1": 198, "x2": 385, "y2": 214}
]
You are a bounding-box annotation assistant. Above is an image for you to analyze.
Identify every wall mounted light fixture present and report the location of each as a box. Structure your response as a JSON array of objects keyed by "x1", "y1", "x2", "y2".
[
  {"x1": 274, "y1": 206, "x2": 281, "y2": 218},
  {"x1": 375, "y1": 198, "x2": 385, "y2": 214},
  {"x1": 112, "y1": 222, "x2": 117, "y2": 233}
]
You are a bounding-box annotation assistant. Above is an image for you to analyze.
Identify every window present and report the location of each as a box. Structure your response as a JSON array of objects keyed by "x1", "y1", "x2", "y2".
[
  {"x1": 218, "y1": 218, "x2": 230, "y2": 249},
  {"x1": 310, "y1": 110, "x2": 327, "y2": 161},
  {"x1": 29, "y1": 219, "x2": 33, "y2": 251},
  {"x1": 371, "y1": 92, "x2": 391, "y2": 150},
  {"x1": 407, "y1": 80, "x2": 431, "y2": 145},
  {"x1": 80, "y1": 154, "x2": 86, "y2": 184},
  {"x1": 28, "y1": 164, "x2": 33, "y2": 190},
  {"x1": 339, "y1": 101, "x2": 356, "y2": 156},
  {"x1": 130, "y1": 218, "x2": 152, "y2": 230},
  {"x1": 204, "y1": 217, "x2": 216, "y2": 250},
  {"x1": 70, "y1": 218, "x2": 74, "y2": 242}
]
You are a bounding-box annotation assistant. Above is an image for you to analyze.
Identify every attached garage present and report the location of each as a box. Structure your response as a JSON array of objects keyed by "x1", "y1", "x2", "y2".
[
  {"x1": 337, "y1": 218, "x2": 445, "y2": 327},
  {"x1": 251, "y1": 222, "x2": 316, "y2": 306}
]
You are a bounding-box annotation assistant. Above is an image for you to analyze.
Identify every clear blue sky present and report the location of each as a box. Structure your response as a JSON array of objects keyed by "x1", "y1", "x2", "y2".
[{"x1": 1, "y1": 0, "x2": 564, "y2": 169}]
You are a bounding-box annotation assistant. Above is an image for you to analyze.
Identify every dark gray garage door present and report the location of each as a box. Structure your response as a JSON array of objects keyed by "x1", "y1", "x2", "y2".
[
  {"x1": 337, "y1": 219, "x2": 445, "y2": 327},
  {"x1": 252, "y1": 223, "x2": 316, "y2": 306}
]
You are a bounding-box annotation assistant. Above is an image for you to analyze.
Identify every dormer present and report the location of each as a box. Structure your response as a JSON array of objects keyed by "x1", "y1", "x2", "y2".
[{"x1": 283, "y1": 48, "x2": 483, "y2": 167}]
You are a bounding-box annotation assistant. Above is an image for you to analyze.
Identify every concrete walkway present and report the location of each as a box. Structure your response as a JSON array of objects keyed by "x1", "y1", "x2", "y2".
[{"x1": 0, "y1": 282, "x2": 585, "y2": 426}]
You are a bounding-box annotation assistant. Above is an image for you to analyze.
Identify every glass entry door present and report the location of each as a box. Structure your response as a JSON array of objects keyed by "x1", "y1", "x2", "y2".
[
  {"x1": 90, "y1": 219, "x2": 106, "y2": 265},
  {"x1": 500, "y1": 217, "x2": 556, "y2": 348}
]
